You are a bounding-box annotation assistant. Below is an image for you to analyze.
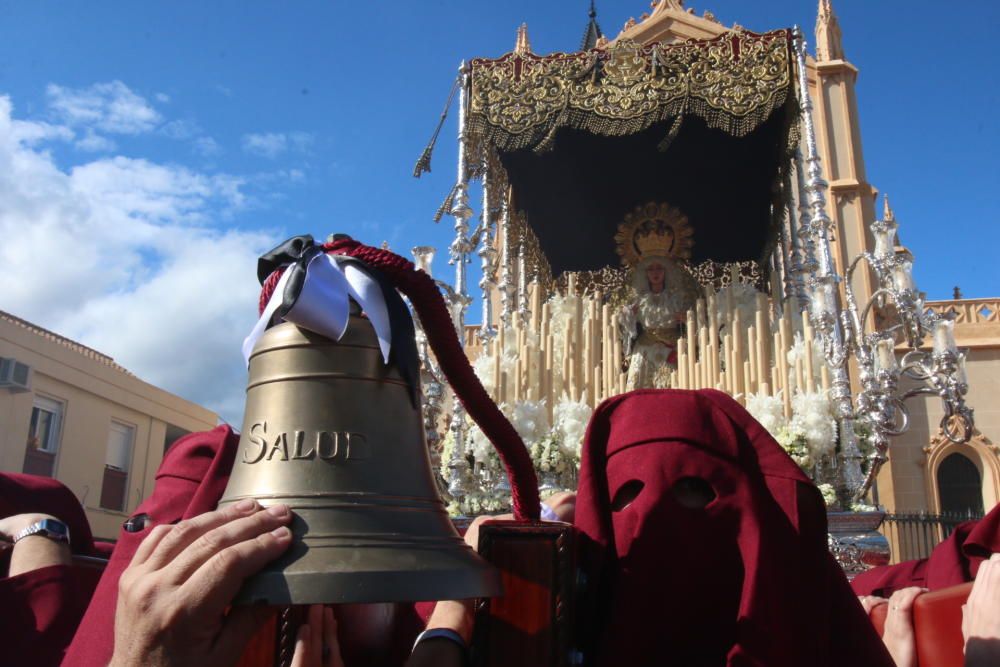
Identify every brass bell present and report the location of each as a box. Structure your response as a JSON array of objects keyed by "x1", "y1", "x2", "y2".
[{"x1": 218, "y1": 316, "x2": 501, "y2": 605}]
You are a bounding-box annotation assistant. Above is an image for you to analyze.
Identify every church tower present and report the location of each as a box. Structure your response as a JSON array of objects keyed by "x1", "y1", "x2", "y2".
[{"x1": 810, "y1": 0, "x2": 879, "y2": 306}]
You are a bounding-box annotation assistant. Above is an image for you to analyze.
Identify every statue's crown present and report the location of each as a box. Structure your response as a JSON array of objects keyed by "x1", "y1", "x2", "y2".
[
  {"x1": 634, "y1": 229, "x2": 673, "y2": 259},
  {"x1": 615, "y1": 202, "x2": 694, "y2": 267}
]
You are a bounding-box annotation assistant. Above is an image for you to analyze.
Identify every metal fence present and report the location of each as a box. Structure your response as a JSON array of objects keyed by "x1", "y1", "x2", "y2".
[{"x1": 880, "y1": 510, "x2": 984, "y2": 563}]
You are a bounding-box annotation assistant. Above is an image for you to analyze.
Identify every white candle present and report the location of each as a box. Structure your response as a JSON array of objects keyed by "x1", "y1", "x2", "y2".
[
  {"x1": 893, "y1": 259, "x2": 915, "y2": 293},
  {"x1": 874, "y1": 338, "x2": 897, "y2": 372},
  {"x1": 873, "y1": 223, "x2": 897, "y2": 257},
  {"x1": 955, "y1": 354, "x2": 968, "y2": 386},
  {"x1": 810, "y1": 287, "x2": 830, "y2": 314},
  {"x1": 932, "y1": 319, "x2": 957, "y2": 355},
  {"x1": 411, "y1": 246, "x2": 436, "y2": 276}
]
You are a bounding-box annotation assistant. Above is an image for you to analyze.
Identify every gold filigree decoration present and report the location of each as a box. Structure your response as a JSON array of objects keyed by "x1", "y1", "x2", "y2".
[
  {"x1": 686, "y1": 259, "x2": 765, "y2": 292},
  {"x1": 615, "y1": 202, "x2": 694, "y2": 267},
  {"x1": 555, "y1": 267, "x2": 631, "y2": 306},
  {"x1": 467, "y1": 28, "x2": 794, "y2": 156},
  {"x1": 552, "y1": 261, "x2": 764, "y2": 306}
]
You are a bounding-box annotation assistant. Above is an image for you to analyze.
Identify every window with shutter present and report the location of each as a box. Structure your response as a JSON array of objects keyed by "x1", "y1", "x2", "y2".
[
  {"x1": 23, "y1": 396, "x2": 64, "y2": 477},
  {"x1": 100, "y1": 421, "x2": 135, "y2": 511}
]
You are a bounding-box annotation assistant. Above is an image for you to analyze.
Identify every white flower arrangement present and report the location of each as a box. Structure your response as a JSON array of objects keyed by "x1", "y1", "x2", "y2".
[
  {"x1": 472, "y1": 354, "x2": 497, "y2": 392},
  {"x1": 470, "y1": 326, "x2": 522, "y2": 394},
  {"x1": 817, "y1": 483, "x2": 838, "y2": 508},
  {"x1": 508, "y1": 399, "x2": 551, "y2": 444},
  {"x1": 790, "y1": 390, "x2": 837, "y2": 462},
  {"x1": 553, "y1": 395, "x2": 592, "y2": 457},
  {"x1": 438, "y1": 427, "x2": 457, "y2": 482},
  {"x1": 529, "y1": 432, "x2": 570, "y2": 474},
  {"x1": 715, "y1": 281, "x2": 762, "y2": 330},
  {"x1": 774, "y1": 427, "x2": 813, "y2": 470},
  {"x1": 747, "y1": 388, "x2": 839, "y2": 480},
  {"x1": 466, "y1": 422, "x2": 493, "y2": 466},
  {"x1": 546, "y1": 294, "x2": 577, "y2": 340},
  {"x1": 447, "y1": 491, "x2": 509, "y2": 517},
  {"x1": 463, "y1": 396, "x2": 589, "y2": 502},
  {"x1": 529, "y1": 431, "x2": 579, "y2": 499},
  {"x1": 786, "y1": 332, "x2": 826, "y2": 388},
  {"x1": 745, "y1": 391, "x2": 787, "y2": 436}
]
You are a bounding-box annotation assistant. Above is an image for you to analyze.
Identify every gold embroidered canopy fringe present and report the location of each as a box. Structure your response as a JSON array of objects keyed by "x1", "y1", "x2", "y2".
[{"x1": 467, "y1": 28, "x2": 795, "y2": 156}]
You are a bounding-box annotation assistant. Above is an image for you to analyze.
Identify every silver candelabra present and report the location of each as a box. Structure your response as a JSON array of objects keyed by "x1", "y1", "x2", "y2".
[{"x1": 792, "y1": 28, "x2": 973, "y2": 503}]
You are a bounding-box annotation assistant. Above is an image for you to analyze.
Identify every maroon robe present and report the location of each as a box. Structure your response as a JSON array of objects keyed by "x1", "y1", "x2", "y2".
[
  {"x1": 0, "y1": 472, "x2": 106, "y2": 666},
  {"x1": 851, "y1": 501, "x2": 1000, "y2": 598},
  {"x1": 62, "y1": 425, "x2": 240, "y2": 666},
  {"x1": 574, "y1": 389, "x2": 894, "y2": 667}
]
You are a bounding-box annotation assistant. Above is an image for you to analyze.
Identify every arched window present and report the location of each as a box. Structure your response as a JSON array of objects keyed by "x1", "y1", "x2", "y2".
[{"x1": 936, "y1": 453, "x2": 984, "y2": 516}]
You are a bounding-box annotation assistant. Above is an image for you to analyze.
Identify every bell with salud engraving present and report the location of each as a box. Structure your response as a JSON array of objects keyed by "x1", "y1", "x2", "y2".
[{"x1": 217, "y1": 309, "x2": 501, "y2": 605}]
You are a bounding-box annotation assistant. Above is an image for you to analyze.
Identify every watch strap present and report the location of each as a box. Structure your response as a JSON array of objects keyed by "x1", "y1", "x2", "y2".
[
  {"x1": 412, "y1": 627, "x2": 467, "y2": 652},
  {"x1": 13, "y1": 518, "x2": 70, "y2": 545}
]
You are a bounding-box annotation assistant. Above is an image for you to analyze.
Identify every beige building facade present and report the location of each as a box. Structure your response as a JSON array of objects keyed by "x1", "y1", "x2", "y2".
[
  {"x1": 880, "y1": 301, "x2": 1000, "y2": 514},
  {"x1": 0, "y1": 310, "x2": 219, "y2": 539}
]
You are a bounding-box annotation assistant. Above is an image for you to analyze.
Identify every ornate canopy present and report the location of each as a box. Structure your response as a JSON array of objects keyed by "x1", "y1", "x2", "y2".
[
  {"x1": 467, "y1": 28, "x2": 795, "y2": 157},
  {"x1": 460, "y1": 27, "x2": 799, "y2": 279}
]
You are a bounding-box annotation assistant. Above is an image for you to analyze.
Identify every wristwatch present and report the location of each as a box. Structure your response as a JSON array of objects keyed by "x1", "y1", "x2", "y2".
[{"x1": 13, "y1": 518, "x2": 70, "y2": 545}]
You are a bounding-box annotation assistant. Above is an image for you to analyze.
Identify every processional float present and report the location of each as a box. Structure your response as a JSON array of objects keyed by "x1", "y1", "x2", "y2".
[{"x1": 413, "y1": 22, "x2": 975, "y2": 570}]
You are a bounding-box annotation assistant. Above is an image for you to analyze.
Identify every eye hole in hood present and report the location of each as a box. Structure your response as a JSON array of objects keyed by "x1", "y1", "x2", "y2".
[
  {"x1": 671, "y1": 476, "x2": 717, "y2": 509},
  {"x1": 611, "y1": 479, "x2": 645, "y2": 511}
]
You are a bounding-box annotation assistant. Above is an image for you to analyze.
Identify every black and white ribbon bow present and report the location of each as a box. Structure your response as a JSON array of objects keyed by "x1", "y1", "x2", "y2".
[{"x1": 244, "y1": 235, "x2": 420, "y2": 404}]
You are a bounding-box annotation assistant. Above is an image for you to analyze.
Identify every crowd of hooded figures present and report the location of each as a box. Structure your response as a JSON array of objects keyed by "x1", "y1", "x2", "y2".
[
  {"x1": 7, "y1": 394, "x2": 1000, "y2": 667},
  {"x1": 5, "y1": 238, "x2": 998, "y2": 667}
]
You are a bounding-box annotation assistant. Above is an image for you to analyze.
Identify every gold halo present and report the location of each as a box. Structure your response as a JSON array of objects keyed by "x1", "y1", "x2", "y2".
[{"x1": 614, "y1": 202, "x2": 694, "y2": 267}]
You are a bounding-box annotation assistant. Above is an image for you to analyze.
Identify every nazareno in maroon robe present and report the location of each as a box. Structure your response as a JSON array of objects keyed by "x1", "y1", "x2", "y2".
[
  {"x1": 573, "y1": 389, "x2": 895, "y2": 667},
  {"x1": 0, "y1": 472, "x2": 109, "y2": 666},
  {"x1": 851, "y1": 501, "x2": 1000, "y2": 598},
  {"x1": 62, "y1": 425, "x2": 241, "y2": 666}
]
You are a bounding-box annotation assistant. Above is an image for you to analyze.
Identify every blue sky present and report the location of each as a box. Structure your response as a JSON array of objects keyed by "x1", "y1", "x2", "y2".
[{"x1": 1, "y1": 1, "x2": 996, "y2": 423}]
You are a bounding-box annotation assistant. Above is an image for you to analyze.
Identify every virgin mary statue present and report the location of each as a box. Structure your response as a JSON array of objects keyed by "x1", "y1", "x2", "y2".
[{"x1": 614, "y1": 203, "x2": 699, "y2": 389}]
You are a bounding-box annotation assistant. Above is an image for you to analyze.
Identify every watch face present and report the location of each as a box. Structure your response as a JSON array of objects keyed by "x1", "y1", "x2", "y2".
[
  {"x1": 38, "y1": 519, "x2": 69, "y2": 540},
  {"x1": 42, "y1": 519, "x2": 69, "y2": 537},
  {"x1": 123, "y1": 513, "x2": 151, "y2": 533}
]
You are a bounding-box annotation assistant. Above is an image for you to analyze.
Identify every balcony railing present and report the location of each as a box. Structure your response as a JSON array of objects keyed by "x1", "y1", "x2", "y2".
[
  {"x1": 881, "y1": 510, "x2": 984, "y2": 563},
  {"x1": 923, "y1": 298, "x2": 1000, "y2": 346}
]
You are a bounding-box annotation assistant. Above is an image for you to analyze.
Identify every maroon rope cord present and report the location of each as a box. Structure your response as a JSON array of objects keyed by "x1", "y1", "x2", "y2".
[
  {"x1": 258, "y1": 239, "x2": 540, "y2": 521},
  {"x1": 259, "y1": 268, "x2": 285, "y2": 316}
]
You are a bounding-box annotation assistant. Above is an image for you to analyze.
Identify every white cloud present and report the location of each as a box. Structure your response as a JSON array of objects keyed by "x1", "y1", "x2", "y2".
[
  {"x1": 242, "y1": 132, "x2": 287, "y2": 158},
  {"x1": 242, "y1": 131, "x2": 314, "y2": 158},
  {"x1": 193, "y1": 136, "x2": 221, "y2": 157},
  {"x1": 9, "y1": 118, "x2": 73, "y2": 146},
  {"x1": 160, "y1": 119, "x2": 199, "y2": 140},
  {"x1": 75, "y1": 129, "x2": 116, "y2": 152},
  {"x1": 288, "y1": 131, "x2": 313, "y2": 151},
  {"x1": 0, "y1": 94, "x2": 278, "y2": 425},
  {"x1": 154, "y1": 92, "x2": 171, "y2": 103},
  {"x1": 46, "y1": 80, "x2": 162, "y2": 135}
]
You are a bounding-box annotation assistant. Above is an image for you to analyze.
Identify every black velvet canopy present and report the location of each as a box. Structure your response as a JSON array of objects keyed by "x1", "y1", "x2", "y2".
[
  {"x1": 465, "y1": 28, "x2": 798, "y2": 277},
  {"x1": 498, "y1": 109, "x2": 790, "y2": 275}
]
